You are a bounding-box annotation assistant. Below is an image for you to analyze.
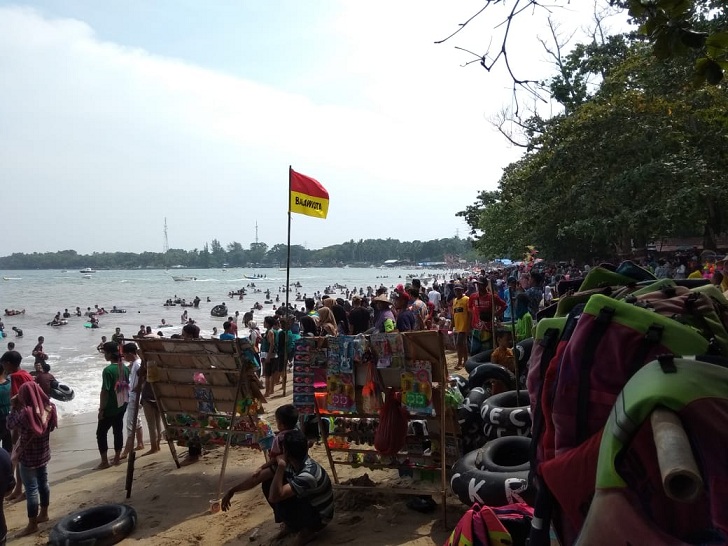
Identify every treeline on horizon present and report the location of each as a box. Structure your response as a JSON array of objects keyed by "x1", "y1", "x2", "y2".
[{"x1": 0, "y1": 237, "x2": 479, "y2": 270}]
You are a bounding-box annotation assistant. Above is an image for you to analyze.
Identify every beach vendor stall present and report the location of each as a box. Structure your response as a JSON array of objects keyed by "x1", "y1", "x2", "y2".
[{"x1": 135, "y1": 337, "x2": 272, "y2": 508}]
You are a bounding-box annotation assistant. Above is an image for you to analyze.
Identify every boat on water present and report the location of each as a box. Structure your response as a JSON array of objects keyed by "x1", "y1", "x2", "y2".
[
  {"x1": 79, "y1": 268, "x2": 96, "y2": 274},
  {"x1": 172, "y1": 275, "x2": 197, "y2": 282},
  {"x1": 2, "y1": 277, "x2": 21, "y2": 281}
]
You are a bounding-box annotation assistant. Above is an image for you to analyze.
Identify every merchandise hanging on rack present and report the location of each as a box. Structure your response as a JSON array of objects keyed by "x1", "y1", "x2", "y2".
[{"x1": 291, "y1": 330, "x2": 461, "y2": 523}]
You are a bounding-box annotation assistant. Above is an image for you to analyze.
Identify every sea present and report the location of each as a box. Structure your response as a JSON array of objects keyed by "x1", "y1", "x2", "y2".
[{"x1": 1, "y1": 267, "x2": 454, "y2": 417}]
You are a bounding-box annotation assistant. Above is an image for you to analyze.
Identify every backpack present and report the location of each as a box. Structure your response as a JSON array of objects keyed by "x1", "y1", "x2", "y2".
[{"x1": 444, "y1": 503, "x2": 534, "y2": 546}]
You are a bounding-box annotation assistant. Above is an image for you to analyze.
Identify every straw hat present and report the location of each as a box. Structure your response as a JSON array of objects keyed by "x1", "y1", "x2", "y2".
[{"x1": 372, "y1": 294, "x2": 393, "y2": 305}]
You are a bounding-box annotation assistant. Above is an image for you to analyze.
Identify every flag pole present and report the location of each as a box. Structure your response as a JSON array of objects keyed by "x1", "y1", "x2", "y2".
[{"x1": 282, "y1": 166, "x2": 293, "y2": 396}]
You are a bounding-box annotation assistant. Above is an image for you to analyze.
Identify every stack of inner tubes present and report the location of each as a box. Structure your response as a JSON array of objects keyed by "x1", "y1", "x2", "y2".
[{"x1": 450, "y1": 436, "x2": 534, "y2": 507}]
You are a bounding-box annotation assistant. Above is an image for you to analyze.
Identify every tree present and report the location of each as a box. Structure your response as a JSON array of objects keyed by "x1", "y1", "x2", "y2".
[
  {"x1": 437, "y1": 0, "x2": 728, "y2": 90},
  {"x1": 460, "y1": 36, "x2": 728, "y2": 260}
]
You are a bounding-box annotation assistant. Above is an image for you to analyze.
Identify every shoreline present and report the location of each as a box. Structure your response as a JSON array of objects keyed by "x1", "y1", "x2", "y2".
[{"x1": 50, "y1": 411, "x2": 103, "y2": 483}]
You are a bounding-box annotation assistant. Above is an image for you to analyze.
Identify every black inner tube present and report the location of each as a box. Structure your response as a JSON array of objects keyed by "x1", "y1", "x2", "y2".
[{"x1": 68, "y1": 506, "x2": 123, "y2": 532}]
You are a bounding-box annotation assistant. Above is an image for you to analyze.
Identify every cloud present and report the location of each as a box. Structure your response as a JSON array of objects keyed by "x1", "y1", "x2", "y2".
[{"x1": 0, "y1": 3, "x2": 619, "y2": 255}]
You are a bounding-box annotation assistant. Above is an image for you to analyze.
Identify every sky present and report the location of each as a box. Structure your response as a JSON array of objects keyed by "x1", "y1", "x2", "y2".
[{"x1": 0, "y1": 1, "x2": 627, "y2": 255}]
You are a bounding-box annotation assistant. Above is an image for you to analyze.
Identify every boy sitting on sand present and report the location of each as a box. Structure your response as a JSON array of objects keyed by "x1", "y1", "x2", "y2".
[
  {"x1": 221, "y1": 404, "x2": 299, "y2": 507},
  {"x1": 223, "y1": 427, "x2": 333, "y2": 546}
]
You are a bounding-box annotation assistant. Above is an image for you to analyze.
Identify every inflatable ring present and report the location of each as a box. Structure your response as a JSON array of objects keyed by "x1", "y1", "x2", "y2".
[
  {"x1": 448, "y1": 374, "x2": 469, "y2": 397},
  {"x1": 49, "y1": 503, "x2": 137, "y2": 546},
  {"x1": 50, "y1": 384, "x2": 75, "y2": 403},
  {"x1": 450, "y1": 445, "x2": 533, "y2": 507},
  {"x1": 515, "y1": 337, "x2": 533, "y2": 368},
  {"x1": 458, "y1": 387, "x2": 488, "y2": 421},
  {"x1": 477, "y1": 436, "x2": 531, "y2": 473},
  {"x1": 464, "y1": 349, "x2": 493, "y2": 373},
  {"x1": 480, "y1": 390, "x2": 532, "y2": 430},
  {"x1": 210, "y1": 305, "x2": 228, "y2": 318},
  {"x1": 467, "y1": 363, "x2": 516, "y2": 391}
]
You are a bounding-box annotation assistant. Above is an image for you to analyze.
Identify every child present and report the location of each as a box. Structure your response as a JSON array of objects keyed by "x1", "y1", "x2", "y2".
[
  {"x1": 221, "y1": 404, "x2": 299, "y2": 510},
  {"x1": 489, "y1": 329, "x2": 515, "y2": 395},
  {"x1": 490, "y1": 329, "x2": 515, "y2": 373}
]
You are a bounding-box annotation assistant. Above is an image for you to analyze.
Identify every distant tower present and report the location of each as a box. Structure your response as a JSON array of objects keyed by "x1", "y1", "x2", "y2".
[
  {"x1": 163, "y1": 218, "x2": 169, "y2": 253},
  {"x1": 255, "y1": 220, "x2": 259, "y2": 245}
]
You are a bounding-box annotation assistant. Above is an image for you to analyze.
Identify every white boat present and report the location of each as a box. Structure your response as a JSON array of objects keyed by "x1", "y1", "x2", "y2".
[
  {"x1": 79, "y1": 268, "x2": 96, "y2": 273},
  {"x1": 2, "y1": 277, "x2": 21, "y2": 281}
]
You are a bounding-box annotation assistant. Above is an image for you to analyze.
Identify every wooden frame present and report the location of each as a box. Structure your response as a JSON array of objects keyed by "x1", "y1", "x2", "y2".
[
  {"x1": 134, "y1": 337, "x2": 268, "y2": 473},
  {"x1": 298, "y1": 331, "x2": 459, "y2": 524}
]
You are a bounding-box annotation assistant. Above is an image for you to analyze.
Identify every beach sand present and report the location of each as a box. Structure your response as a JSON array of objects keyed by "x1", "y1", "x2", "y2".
[{"x1": 5, "y1": 355, "x2": 469, "y2": 545}]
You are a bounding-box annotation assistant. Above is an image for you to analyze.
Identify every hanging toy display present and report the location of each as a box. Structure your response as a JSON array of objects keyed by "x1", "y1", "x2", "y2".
[{"x1": 401, "y1": 360, "x2": 434, "y2": 416}]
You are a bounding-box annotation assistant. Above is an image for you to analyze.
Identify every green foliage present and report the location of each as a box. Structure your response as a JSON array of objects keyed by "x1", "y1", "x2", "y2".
[
  {"x1": 619, "y1": 0, "x2": 728, "y2": 84},
  {"x1": 461, "y1": 35, "x2": 728, "y2": 261},
  {"x1": 0, "y1": 237, "x2": 476, "y2": 269}
]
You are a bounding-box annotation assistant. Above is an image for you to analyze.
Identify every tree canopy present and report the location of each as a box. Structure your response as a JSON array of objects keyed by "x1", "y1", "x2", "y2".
[
  {"x1": 438, "y1": 0, "x2": 727, "y2": 87},
  {"x1": 459, "y1": 23, "x2": 728, "y2": 262},
  {"x1": 0, "y1": 237, "x2": 478, "y2": 270}
]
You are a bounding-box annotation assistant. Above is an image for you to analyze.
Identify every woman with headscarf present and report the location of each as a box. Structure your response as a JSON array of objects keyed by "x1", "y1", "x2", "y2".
[
  {"x1": 317, "y1": 307, "x2": 338, "y2": 336},
  {"x1": 7, "y1": 381, "x2": 57, "y2": 537}
]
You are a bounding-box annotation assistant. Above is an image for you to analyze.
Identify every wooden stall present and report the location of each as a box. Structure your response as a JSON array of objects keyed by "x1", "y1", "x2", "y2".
[
  {"x1": 292, "y1": 330, "x2": 460, "y2": 519},
  {"x1": 135, "y1": 337, "x2": 271, "y2": 470}
]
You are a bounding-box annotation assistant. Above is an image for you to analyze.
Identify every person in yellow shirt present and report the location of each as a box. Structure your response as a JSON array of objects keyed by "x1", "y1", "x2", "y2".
[{"x1": 451, "y1": 283, "x2": 470, "y2": 370}]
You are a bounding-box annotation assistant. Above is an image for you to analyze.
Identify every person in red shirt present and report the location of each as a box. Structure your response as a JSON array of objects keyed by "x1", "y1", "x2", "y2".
[{"x1": 467, "y1": 277, "x2": 506, "y2": 355}]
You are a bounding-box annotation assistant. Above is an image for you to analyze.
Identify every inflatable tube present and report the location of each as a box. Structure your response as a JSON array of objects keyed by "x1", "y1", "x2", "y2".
[
  {"x1": 467, "y1": 363, "x2": 516, "y2": 391},
  {"x1": 450, "y1": 445, "x2": 533, "y2": 507},
  {"x1": 464, "y1": 349, "x2": 493, "y2": 373},
  {"x1": 50, "y1": 384, "x2": 75, "y2": 402},
  {"x1": 47, "y1": 320, "x2": 68, "y2": 326},
  {"x1": 448, "y1": 374, "x2": 469, "y2": 397},
  {"x1": 84, "y1": 322, "x2": 96, "y2": 328},
  {"x1": 515, "y1": 337, "x2": 533, "y2": 368},
  {"x1": 478, "y1": 436, "x2": 531, "y2": 473},
  {"x1": 210, "y1": 305, "x2": 228, "y2": 318},
  {"x1": 458, "y1": 387, "x2": 487, "y2": 421},
  {"x1": 49, "y1": 503, "x2": 137, "y2": 546},
  {"x1": 480, "y1": 390, "x2": 532, "y2": 430}
]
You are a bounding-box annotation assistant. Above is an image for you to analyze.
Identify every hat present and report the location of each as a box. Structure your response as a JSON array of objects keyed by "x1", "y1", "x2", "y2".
[
  {"x1": 248, "y1": 321, "x2": 257, "y2": 329},
  {"x1": 453, "y1": 282, "x2": 464, "y2": 290},
  {"x1": 373, "y1": 294, "x2": 393, "y2": 305}
]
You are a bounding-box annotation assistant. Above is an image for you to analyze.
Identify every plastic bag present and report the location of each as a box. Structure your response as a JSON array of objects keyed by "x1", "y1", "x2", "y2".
[{"x1": 374, "y1": 390, "x2": 408, "y2": 456}]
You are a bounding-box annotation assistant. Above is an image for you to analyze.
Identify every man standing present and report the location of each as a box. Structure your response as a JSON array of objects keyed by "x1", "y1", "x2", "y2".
[
  {"x1": 427, "y1": 285, "x2": 442, "y2": 313},
  {"x1": 96, "y1": 342, "x2": 129, "y2": 469},
  {"x1": 32, "y1": 337, "x2": 47, "y2": 365},
  {"x1": 467, "y1": 277, "x2": 506, "y2": 356},
  {"x1": 348, "y1": 296, "x2": 371, "y2": 335},
  {"x1": 502, "y1": 276, "x2": 519, "y2": 323},
  {"x1": 120, "y1": 343, "x2": 144, "y2": 459},
  {"x1": 525, "y1": 271, "x2": 545, "y2": 319},
  {"x1": 451, "y1": 283, "x2": 470, "y2": 370},
  {"x1": 219, "y1": 322, "x2": 236, "y2": 340},
  {"x1": 111, "y1": 327, "x2": 124, "y2": 345}
]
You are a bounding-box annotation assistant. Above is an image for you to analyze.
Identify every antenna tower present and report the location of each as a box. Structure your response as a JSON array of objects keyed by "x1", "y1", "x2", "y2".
[
  {"x1": 255, "y1": 221, "x2": 259, "y2": 245},
  {"x1": 164, "y1": 218, "x2": 169, "y2": 253}
]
